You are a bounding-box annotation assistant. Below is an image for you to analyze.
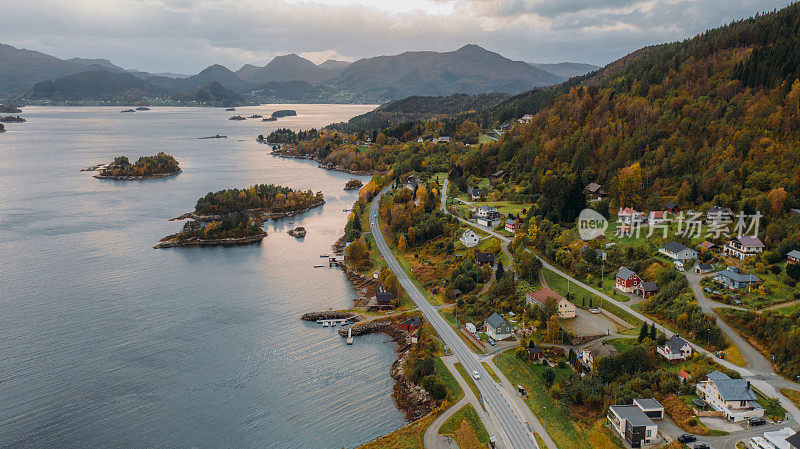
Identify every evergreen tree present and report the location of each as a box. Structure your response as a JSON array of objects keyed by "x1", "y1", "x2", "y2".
[
  {"x1": 496, "y1": 260, "x2": 505, "y2": 279},
  {"x1": 638, "y1": 322, "x2": 649, "y2": 343},
  {"x1": 649, "y1": 322, "x2": 658, "y2": 341}
]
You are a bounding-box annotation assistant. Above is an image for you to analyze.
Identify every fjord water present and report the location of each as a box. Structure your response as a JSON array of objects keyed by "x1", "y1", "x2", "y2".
[{"x1": 0, "y1": 105, "x2": 407, "y2": 448}]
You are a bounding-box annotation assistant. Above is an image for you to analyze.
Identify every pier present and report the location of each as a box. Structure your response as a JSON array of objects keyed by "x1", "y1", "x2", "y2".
[{"x1": 315, "y1": 316, "x2": 358, "y2": 326}]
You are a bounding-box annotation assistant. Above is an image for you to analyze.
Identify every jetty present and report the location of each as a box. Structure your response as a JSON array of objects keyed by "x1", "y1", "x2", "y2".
[
  {"x1": 346, "y1": 328, "x2": 353, "y2": 345},
  {"x1": 316, "y1": 317, "x2": 357, "y2": 326}
]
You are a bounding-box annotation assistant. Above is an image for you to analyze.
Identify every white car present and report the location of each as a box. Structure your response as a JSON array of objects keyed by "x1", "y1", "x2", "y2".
[{"x1": 472, "y1": 370, "x2": 481, "y2": 380}]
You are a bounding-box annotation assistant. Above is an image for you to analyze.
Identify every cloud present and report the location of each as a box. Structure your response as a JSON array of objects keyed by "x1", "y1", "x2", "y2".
[{"x1": 0, "y1": 0, "x2": 788, "y2": 74}]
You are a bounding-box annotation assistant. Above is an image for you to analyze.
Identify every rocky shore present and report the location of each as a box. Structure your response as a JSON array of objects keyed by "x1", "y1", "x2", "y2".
[
  {"x1": 300, "y1": 310, "x2": 361, "y2": 322},
  {"x1": 153, "y1": 231, "x2": 267, "y2": 248},
  {"x1": 94, "y1": 169, "x2": 182, "y2": 181},
  {"x1": 170, "y1": 199, "x2": 325, "y2": 222}
]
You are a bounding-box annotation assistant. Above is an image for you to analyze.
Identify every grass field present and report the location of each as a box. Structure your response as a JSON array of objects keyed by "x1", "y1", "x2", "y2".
[
  {"x1": 438, "y1": 403, "x2": 491, "y2": 448},
  {"x1": 780, "y1": 389, "x2": 800, "y2": 410},
  {"x1": 481, "y1": 362, "x2": 501, "y2": 383},
  {"x1": 358, "y1": 409, "x2": 439, "y2": 449},
  {"x1": 454, "y1": 362, "x2": 481, "y2": 401},
  {"x1": 721, "y1": 344, "x2": 746, "y2": 367},
  {"x1": 436, "y1": 357, "x2": 464, "y2": 402},
  {"x1": 493, "y1": 350, "x2": 623, "y2": 449}
]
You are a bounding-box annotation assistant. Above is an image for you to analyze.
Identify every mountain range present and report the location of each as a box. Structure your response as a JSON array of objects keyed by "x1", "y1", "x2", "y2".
[{"x1": 0, "y1": 43, "x2": 598, "y2": 104}]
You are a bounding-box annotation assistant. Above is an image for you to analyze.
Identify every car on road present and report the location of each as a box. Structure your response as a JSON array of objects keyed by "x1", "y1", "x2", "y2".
[
  {"x1": 748, "y1": 417, "x2": 766, "y2": 426},
  {"x1": 692, "y1": 443, "x2": 710, "y2": 449},
  {"x1": 677, "y1": 434, "x2": 697, "y2": 443},
  {"x1": 472, "y1": 370, "x2": 481, "y2": 380},
  {"x1": 588, "y1": 308, "x2": 600, "y2": 314}
]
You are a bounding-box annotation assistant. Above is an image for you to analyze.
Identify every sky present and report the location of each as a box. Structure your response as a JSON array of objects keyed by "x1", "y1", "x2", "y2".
[{"x1": 0, "y1": 0, "x2": 791, "y2": 74}]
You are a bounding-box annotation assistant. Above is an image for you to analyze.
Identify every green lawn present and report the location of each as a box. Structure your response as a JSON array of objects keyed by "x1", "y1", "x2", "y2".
[
  {"x1": 481, "y1": 362, "x2": 501, "y2": 383},
  {"x1": 435, "y1": 357, "x2": 464, "y2": 402},
  {"x1": 438, "y1": 403, "x2": 491, "y2": 446},
  {"x1": 493, "y1": 350, "x2": 623, "y2": 449},
  {"x1": 454, "y1": 362, "x2": 481, "y2": 401}
]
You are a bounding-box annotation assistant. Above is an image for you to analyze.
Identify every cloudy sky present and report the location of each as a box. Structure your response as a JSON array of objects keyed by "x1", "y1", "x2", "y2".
[{"x1": 0, "y1": 0, "x2": 790, "y2": 74}]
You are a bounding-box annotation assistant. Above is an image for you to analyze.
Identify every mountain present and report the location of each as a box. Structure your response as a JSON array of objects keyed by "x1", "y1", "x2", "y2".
[
  {"x1": 0, "y1": 43, "x2": 128, "y2": 97},
  {"x1": 330, "y1": 44, "x2": 564, "y2": 102},
  {"x1": 236, "y1": 54, "x2": 331, "y2": 84},
  {"x1": 145, "y1": 64, "x2": 252, "y2": 94},
  {"x1": 318, "y1": 59, "x2": 351, "y2": 73},
  {"x1": 171, "y1": 81, "x2": 243, "y2": 106},
  {"x1": 26, "y1": 70, "x2": 165, "y2": 102},
  {"x1": 528, "y1": 62, "x2": 599, "y2": 79},
  {"x1": 250, "y1": 80, "x2": 323, "y2": 102}
]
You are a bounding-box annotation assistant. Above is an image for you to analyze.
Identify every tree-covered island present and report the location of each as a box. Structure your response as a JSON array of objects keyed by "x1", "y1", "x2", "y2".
[
  {"x1": 155, "y1": 212, "x2": 266, "y2": 248},
  {"x1": 94, "y1": 152, "x2": 181, "y2": 180}
]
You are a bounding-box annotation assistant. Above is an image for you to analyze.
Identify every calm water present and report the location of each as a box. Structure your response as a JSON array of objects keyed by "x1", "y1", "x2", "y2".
[{"x1": 0, "y1": 105, "x2": 408, "y2": 448}]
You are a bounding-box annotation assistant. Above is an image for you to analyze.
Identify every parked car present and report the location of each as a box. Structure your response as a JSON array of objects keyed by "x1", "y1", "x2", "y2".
[
  {"x1": 693, "y1": 443, "x2": 710, "y2": 449},
  {"x1": 678, "y1": 434, "x2": 697, "y2": 443},
  {"x1": 472, "y1": 370, "x2": 481, "y2": 380},
  {"x1": 748, "y1": 417, "x2": 766, "y2": 426},
  {"x1": 588, "y1": 308, "x2": 600, "y2": 314}
]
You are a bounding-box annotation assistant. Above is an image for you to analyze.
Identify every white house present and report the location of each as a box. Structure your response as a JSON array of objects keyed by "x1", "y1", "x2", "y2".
[
  {"x1": 518, "y1": 114, "x2": 534, "y2": 124},
  {"x1": 607, "y1": 403, "x2": 659, "y2": 448},
  {"x1": 526, "y1": 287, "x2": 577, "y2": 319},
  {"x1": 432, "y1": 136, "x2": 451, "y2": 143},
  {"x1": 657, "y1": 335, "x2": 693, "y2": 361},
  {"x1": 659, "y1": 241, "x2": 699, "y2": 262},
  {"x1": 724, "y1": 236, "x2": 765, "y2": 259},
  {"x1": 460, "y1": 229, "x2": 480, "y2": 248},
  {"x1": 484, "y1": 312, "x2": 512, "y2": 340},
  {"x1": 617, "y1": 207, "x2": 644, "y2": 224},
  {"x1": 696, "y1": 371, "x2": 765, "y2": 422},
  {"x1": 475, "y1": 206, "x2": 500, "y2": 220},
  {"x1": 764, "y1": 427, "x2": 796, "y2": 449}
]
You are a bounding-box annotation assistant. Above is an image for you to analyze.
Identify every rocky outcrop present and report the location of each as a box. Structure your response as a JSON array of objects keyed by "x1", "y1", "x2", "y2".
[
  {"x1": 153, "y1": 232, "x2": 267, "y2": 248},
  {"x1": 300, "y1": 310, "x2": 360, "y2": 322},
  {"x1": 94, "y1": 169, "x2": 181, "y2": 181}
]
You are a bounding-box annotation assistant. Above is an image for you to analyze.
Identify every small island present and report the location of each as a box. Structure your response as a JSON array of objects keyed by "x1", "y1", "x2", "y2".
[
  {"x1": 248, "y1": 114, "x2": 262, "y2": 119},
  {"x1": 94, "y1": 153, "x2": 181, "y2": 180},
  {"x1": 0, "y1": 123, "x2": 5, "y2": 133},
  {"x1": 155, "y1": 212, "x2": 267, "y2": 248},
  {"x1": 271, "y1": 109, "x2": 297, "y2": 118},
  {"x1": 120, "y1": 109, "x2": 135, "y2": 113},
  {"x1": 262, "y1": 117, "x2": 277, "y2": 122},
  {"x1": 229, "y1": 115, "x2": 246, "y2": 120},
  {"x1": 198, "y1": 134, "x2": 228, "y2": 139},
  {"x1": 225, "y1": 107, "x2": 236, "y2": 111},
  {"x1": 135, "y1": 106, "x2": 150, "y2": 111},
  {"x1": 0, "y1": 105, "x2": 22, "y2": 114},
  {"x1": 343, "y1": 179, "x2": 363, "y2": 191},
  {"x1": 0, "y1": 115, "x2": 25, "y2": 123},
  {"x1": 288, "y1": 226, "x2": 307, "y2": 238}
]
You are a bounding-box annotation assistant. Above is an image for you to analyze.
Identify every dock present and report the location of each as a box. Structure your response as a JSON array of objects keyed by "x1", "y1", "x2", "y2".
[
  {"x1": 346, "y1": 328, "x2": 353, "y2": 345},
  {"x1": 316, "y1": 316, "x2": 357, "y2": 327}
]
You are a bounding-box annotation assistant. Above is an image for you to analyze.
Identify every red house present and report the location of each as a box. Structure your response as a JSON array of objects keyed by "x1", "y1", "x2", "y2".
[
  {"x1": 527, "y1": 346, "x2": 544, "y2": 361},
  {"x1": 616, "y1": 267, "x2": 641, "y2": 293},
  {"x1": 788, "y1": 250, "x2": 800, "y2": 264},
  {"x1": 399, "y1": 316, "x2": 422, "y2": 332}
]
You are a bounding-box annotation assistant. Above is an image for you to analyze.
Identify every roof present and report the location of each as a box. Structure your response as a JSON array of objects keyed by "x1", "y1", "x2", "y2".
[
  {"x1": 700, "y1": 240, "x2": 716, "y2": 249},
  {"x1": 475, "y1": 252, "x2": 495, "y2": 263},
  {"x1": 696, "y1": 263, "x2": 714, "y2": 272},
  {"x1": 633, "y1": 398, "x2": 663, "y2": 411},
  {"x1": 763, "y1": 427, "x2": 796, "y2": 449},
  {"x1": 638, "y1": 281, "x2": 658, "y2": 293},
  {"x1": 582, "y1": 340, "x2": 619, "y2": 359},
  {"x1": 485, "y1": 312, "x2": 509, "y2": 329},
  {"x1": 705, "y1": 371, "x2": 758, "y2": 401},
  {"x1": 505, "y1": 219, "x2": 516, "y2": 225},
  {"x1": 650, "y1": 211, "x2": 665, "y2": 219},
  {"x1": 788, "y1": 250, "x2": 800, "y2": 259},
  {"x1": 618, "y1": 207, "x2": 638, "y2": 216},
  {"x1": 707, "y1": 206, "x2": 733, "y2": 217},
  {"x1": 609, "y1": 405, "x2": 655, "y2": 428},
  {"x1": 462, "y1": 229, "x2": 477, "y2": 238},
  {"x1": 716, "y1": 267, "x2": 761, "y2": 284},
  {"x1": 527, "y1": 346, "x2": 544, "y2": 355},
  {"x1": 733, "y1": 235, "x2": 765, "y2": 248},
  {"x1": 586, "y1": 182, "x2": 602, "y2": 193},
  {"x1": 664, "y1": 202, "x2": 677, "y2": 209},
  {"x1": 527, "y1": 287, "x2": 565, "y2": 306},
  {"x1": 403, "y1": 316, "x2": 423, "y2": 328},
  {"x1": 786, "y1": 431, "x2": 800, "y2": 448},
  {"x1": 677, "y1": 369, "x2": 691, "y2": 379},
  {"x1": 616, "y1": 267, "x2": 637, "y2": 280},
  {"x1": 662, "y1": 241, "x2": 691, "y2": 254},
  {"x1": 377, "y1": 286, "x2": 395, "y2": 300},
  {"x1": 664, "y1": 335, "x2": 689, "y2": 353}
]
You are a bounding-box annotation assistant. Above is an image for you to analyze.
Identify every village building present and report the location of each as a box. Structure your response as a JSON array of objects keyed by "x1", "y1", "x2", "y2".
[
  {"x1": 635, "y1": 281, "x2": 658, "y2": 298},
  {"x1": 786, "y1": 431, "x2": 800, "y2": 449},
  {"x1": 527, "y1": 346, "x2": 544, "y2": 361},
  {"x1": 657, "y1": 335, "x2": 692, "y2": 361},
  {"x1": 787, "y1": 249, "x2": 800, "y2": 264},
  {"x1": 694, "y1": 263, "x2": 714, "y2": 274},
  {"x1": 460, "y1": 229, "x2": 480, "y2": 248},
  {"x1": 615, "y1": 267, "x2": 641, "y2": 293},
  {"x1": 724, "y1": 235, "x2": 765, "y2": 259},
  {"x1": 700, "y1": 240, "x2": 717, "y2": 252},
  {"x1": 475, "y1": 252, "x2": 495, "y2": 266},
  {"x1": 663, "y1": 202, "x2": 680, "y2": 213},
  {"x1": 580, "y1": 340, "x2": 619, "y2": 371},
  {"x1": 648, "y1": 210, "x2": 667, "y2": 226},
  {"x1": 763, "y1": 427, "x2": 797, "y2": 449},
  {"x1": 526, "y1": 287, "x2": 577, "y2": 319},
  {"x1": 518, "y1": 114, "x2": 534, "y2": 124},
  {"x1": 706, "y1": 206, "x2": 734, "y2": 222},
  {"x1": 617, "y1": 207, "x2": 643, "y2": 224},
  {"x1": 715, "y1": 267, "x2": 761, "y2": 290},
  {"x1": 607, "y1": 402, "x2": 659, "y2": 448},
  {"x1": 659, "y1": 241, "x2": 698, "y2": 262},
  {"x1": 432, "y1": 136, "x2": 450, "y2": 143},
  {"x1": 466, "y1": 187, "x2": 487, "y2": 200},
  {"x1": 586, "y1": 182, "x2": 608, "y2": 201},
  {"x1": 677, "y1": 369, "x2": 691, "y2": 384},
  {"x1": 504, "y1": 219, "x2": 518, "y2": 233},
  {"x1": 696, "y1": 371, "x2": 765, "y2": 422},
  {"x1": 375, "y1": 287, "x2": 396, "y2": 309},
  {"x1": 399, "y1": 316, "x2": 422, "y2": 332},
  {"x1": 484, "y1": 312, "x2": 512, "y2": 340},
  {"x1": 475, "y1": 205, "x2": 500, "y2": 220}
]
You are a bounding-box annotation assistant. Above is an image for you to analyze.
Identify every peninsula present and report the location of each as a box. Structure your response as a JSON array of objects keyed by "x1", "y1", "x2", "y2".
[{"x1": 93, "y1": 153, "x2": 181, "y2": 180}]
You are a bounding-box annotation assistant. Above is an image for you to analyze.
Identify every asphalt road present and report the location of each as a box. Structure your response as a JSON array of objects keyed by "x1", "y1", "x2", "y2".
[{"x1": 370, "y1": 186, "x2": 540, "y2": 449}]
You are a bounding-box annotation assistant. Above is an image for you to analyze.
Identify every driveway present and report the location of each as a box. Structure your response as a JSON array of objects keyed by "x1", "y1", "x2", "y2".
[{"x1": 560, "y1": 308, "x2": 624, "y2": 337}]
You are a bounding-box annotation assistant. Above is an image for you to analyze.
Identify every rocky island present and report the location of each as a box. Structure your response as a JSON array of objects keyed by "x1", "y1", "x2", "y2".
[
  {"x1": 93, "y1": 153, "x2": 181, "y2": 180},
  {"x1": 288, "y1": 226, "x2": 306, "y2": 238},
  {"x1": 0, "y1": 116, "x2": 26, "y2": 123},
  {"x1": 0, "y1": 123, "x2": 5, "y2": 133},
  {"x1": 343, "y1": 179, "x2": 363, "y2": 191},
  {"x1": 155, "y1": 212, "x2": 267, "y2": 249},
  {"x1": 271, "y1": 109, "x2": 297, "y2": 118},
  {"x1": 229, "y1": 115, "x2": 246, "y2": 120},
  {"x1": 135, "y1": 106, "x2": 150, "y2": 111},
  {"x1": 0, "y1": 105, "x2": 22, "y2": 114}
]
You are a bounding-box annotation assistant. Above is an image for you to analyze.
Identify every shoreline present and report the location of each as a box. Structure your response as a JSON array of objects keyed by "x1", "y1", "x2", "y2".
[
  {"x1": 93, "y1": 169, "x2": 182, "y2": 181},
  {"x1": 153, "y1": 231, "x2": 267, "y2": 248},
  {"x1": 260, "y1": 143, "x2": 378, "y2": 176},
  {"x1": 170, "y1": 199, "x2": 325, "y2": 222}
]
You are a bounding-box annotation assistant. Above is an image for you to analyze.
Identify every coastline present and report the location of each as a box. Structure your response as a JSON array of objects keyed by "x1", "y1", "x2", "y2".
[
  {"x1": 260, "y1": 142, "x2": 378, "y2": 176},
  {"x1": 153, "y1": 231, "x2": 267, "y2": 248},
  {"x1": 170, "y1": 198, "x2": 326, "y2": 222}
]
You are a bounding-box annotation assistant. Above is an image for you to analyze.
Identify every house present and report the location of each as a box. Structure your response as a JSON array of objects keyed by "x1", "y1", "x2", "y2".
[
  {"x1": 526, "y1": 287, "x2": 577, "y2": 319},
  {"x1": 635, "y1": 281, "x2": 658, "y2": 298},
  {"x1": 764, "y1": 427, "x2": 797, "y2": 449},
  {"x1": 694, "y1": 263, "x2": 714, "y2": 274},
  {"x1": 376, "y1": 287, "x2": 395, "y2": 306},
  {"x1": 518, "y1": 114, "x2": 534, "y2": 124},
  {"x1": 475, "y1": 252, "x2": 495, "y2": 266},
  {"x1": 527, "y1": 346, "x2": 544, "y2": 361},
  {"x1": 659, "y1": 241, "x2": 698, "y2": 262},
  {"x1": 504, "y1": 219, "x2": 518, "y2": 233},
  {"x1": 586, "y1": 182, "x2": 608, "y2": 201},
  {"x1": 615, "y1": 267, "x2": 641, "y2": 293},
  {"x1": 715, "y1": 267, "x2": 761, "y2": 290},
  {"x1": 700, "y1": 240, "x2": 717, "y2": 252},
  {"x1": 786, "y1": 431, "x2": 800, "y2": 449},
  {"x1": 399, "y1": 316, "x2": 422, "y2": 332},
  {"x1": 467, "y1": 187, "x2": 487, "y2": 200},
  {"x1": 607, "y1": 404, "x2": 659, "y2": 448},
  {"x1": 580, "y1": 340, "x2": 619, "y2": 370},
  {"x1": 465, "y1": 322, "x2": 477, "y2": 334},
  {"x1": 706, "y1": 206, "x2": 734, "y2": 222},
  {"x1": 432, "y1": 136, "x2": 450, "y2": 143},
  {"x1": 657, "y1": 335, "x2": 693, "y2": 361},
  {"x1": 724, "y1": 236, "x2": 765, "y2": 259},
  {"x1": 484, "y1": 312, "x2": 512, "y2": 340},
  {"x1": 696, "y1": 371, "x2": 765, "y2": 422},
  {"x1": 490, "y1": 170, "x2": 508, "y2": 182},
  {"x1": 405, "y1": 177, "x2": 420, "y2": 190},
  {"x1": 677, "y1": 369, "x2": 691, "y2": 384},
  {"x1": 617, "y1": 207, "x2": 643, "y2": 224},
  {"x1": 787, "y1": 250, "x2": 800, "y2": 264},
  {"x1": 648, "y1": 210, "x2": 667, "y2": 226},
  {"x1": 633, "y1": 398, "x2": 664, "y2": 420},
  {"x1": 664, "y1": 202, "x2": 680, "y2": 213},
  {"x1": 581, "y1": 246, "x2": 607, "y2": 261},
  {"x1": 460, "y1": 229, "x2": 480, "y2": 248},
  {"x1": 475, "y1": 206, "x2": 500, "y2": 220},
  {"x1": 417, "y1": 137, "x2": 424, "y2": 143}
]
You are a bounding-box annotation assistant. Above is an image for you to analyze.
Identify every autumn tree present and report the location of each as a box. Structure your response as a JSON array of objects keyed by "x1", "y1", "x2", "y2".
[
  {"x1": 398, "y1": 234, "x2": 408, "y2": 252},
  {"x1": 615, "y1": 163, "x2": 643, "y2": 209},
  {"x1": 545, "y1": 315, "x2": 560, "y2": 342},
  {"x1": 767, "y1": 187, "x2": 788, "y2": 215}
]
